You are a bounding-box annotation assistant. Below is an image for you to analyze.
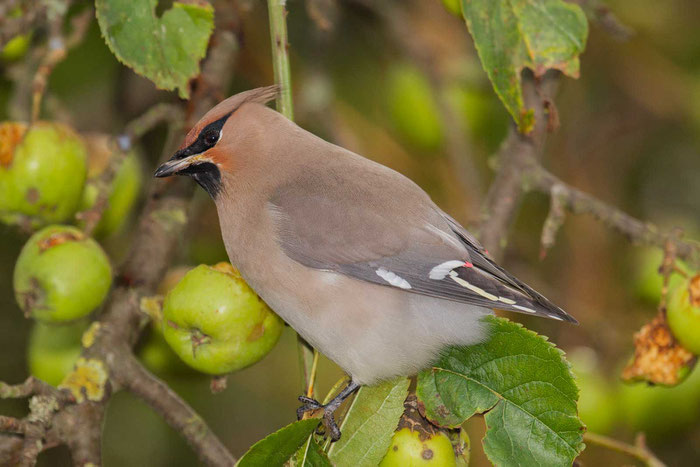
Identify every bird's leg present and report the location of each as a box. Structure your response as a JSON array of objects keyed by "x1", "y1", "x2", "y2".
[{"x1": 296, "y1": 380, "x2": 361, "y2": 441}]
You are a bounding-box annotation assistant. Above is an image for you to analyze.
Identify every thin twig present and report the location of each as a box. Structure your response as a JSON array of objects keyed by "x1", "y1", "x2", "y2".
[
  {"x1": 584, "y1": 432, "x2": 666, "y2": 467},
  {"x1": 539, "y1": 183, "x2": 568, "y2": 259},
  {"x1": 31, "y1": 7, "x2": 92, "y2": 122},
  {"x1": 267, "y1": 0, "x2": 319, "y2": 397},
  {"x1": 0, "y1": 376, "x2": 69, "y2": 402},
  {"x1": 525, "y1": 162, "x2": 700, "y2": 270},
  {"x1": 0, "y1": 416, "x2": 26, "y2": 435}
]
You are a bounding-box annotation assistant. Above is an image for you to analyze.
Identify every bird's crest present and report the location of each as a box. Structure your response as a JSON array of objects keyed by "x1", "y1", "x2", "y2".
[{"x1": 180, "y1": 85, "x2": 281, "y2": 151}]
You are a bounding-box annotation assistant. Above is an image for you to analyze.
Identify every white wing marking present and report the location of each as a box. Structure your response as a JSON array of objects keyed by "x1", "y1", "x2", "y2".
[{"x1": 376, "y1": 267, "x2": 412, "y2": 289}]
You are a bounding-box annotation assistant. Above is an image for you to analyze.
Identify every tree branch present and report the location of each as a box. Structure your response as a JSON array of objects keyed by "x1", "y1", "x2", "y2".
[
  {"x1": 525, "y1": 161, "x2": 700, "y2": 270},
  {"x1": 116, "y1": 353, "x2": 235, "y2": 466}
]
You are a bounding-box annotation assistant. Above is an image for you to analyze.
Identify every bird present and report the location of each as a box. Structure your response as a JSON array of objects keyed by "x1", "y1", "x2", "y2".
[{"x1": 154, "y1": 86, "x2": 577, "y2": 440}]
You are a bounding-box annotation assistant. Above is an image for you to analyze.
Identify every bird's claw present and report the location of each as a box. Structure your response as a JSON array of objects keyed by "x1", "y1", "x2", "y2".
[
  {"x1": 295, "y1": 396, "x2": 342, "y2": 441},
  {"x1": 296, "y1": 395, "x2": 323, "y2": 420},
  {"x1": 323, "y1": 412, "x2": 341, "y2": 441}
]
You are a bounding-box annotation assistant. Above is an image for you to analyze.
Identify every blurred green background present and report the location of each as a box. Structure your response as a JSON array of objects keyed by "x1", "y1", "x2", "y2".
[{"x1": 1, "y1": 0, "x2": 699, "y2": 465}]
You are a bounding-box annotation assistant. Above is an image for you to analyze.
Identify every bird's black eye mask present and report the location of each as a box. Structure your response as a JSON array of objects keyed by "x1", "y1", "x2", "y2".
[{"x1": 172, "y1": 111, "x2": 233, "y2": 160}]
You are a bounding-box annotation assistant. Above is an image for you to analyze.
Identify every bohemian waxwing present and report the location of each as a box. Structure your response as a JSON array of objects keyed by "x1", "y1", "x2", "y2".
[{"x1": 154, "y1": 86, "x2": 577, "y2": 440}]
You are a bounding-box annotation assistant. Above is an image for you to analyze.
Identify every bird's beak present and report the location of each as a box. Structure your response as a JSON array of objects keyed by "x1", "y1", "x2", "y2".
[{"x1": 154, "y1": 152, "x2": 212, "y2": 178}]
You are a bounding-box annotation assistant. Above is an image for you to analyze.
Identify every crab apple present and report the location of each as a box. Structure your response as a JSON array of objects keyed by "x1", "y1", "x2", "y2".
[
  {"x1": 27, "y1": 319, "x2": 88, "y2": 387},
  {"x1": 0, "y1": 122, "x2": 87, "y2": 228},
  {"x1": 138, "y1": 327, "x2": 194, "y2": 377},
  {"x1": 632, "y1": 247, "x2": 687, "y2": 305},
  {"x1": 380, "y1": 428, "x2": 456, "y2": 466},
  {"x1": 79, "y1": 134, "x2": 143, "y2": 237},
  {"x1": 667, "y1": 274, "x2": 700, "y2": 354},
  {"x1": 162, "y1": 263, "x2": 284, "y2": 375},
  {"x1": 14, "y1": 225, "x2": 113, "y2": 323},
  {"x1": 1, "y1": 33, "x2": 31, "y2": 61}
]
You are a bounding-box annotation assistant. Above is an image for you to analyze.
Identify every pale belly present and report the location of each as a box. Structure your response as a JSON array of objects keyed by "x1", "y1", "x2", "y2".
[{"x1": 235, "y1": 256, "x2": 492, "y2": 385}]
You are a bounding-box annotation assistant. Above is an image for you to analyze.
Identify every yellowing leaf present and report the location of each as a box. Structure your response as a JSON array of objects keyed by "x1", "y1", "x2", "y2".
[{"x1": 460, "y1": 0, "x2": 588, "y2": 132}]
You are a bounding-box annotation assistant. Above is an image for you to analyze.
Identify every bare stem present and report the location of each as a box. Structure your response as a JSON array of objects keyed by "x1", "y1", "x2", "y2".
[
  {"x1": 267, "y1": 0, "x2": 294, "y2": 120},
  {"x1": 267, "y1": 0, "x2": 318, "y2": 397},
  {"x1": 31, "y1": 7, "x2": 92, "y2": 122},
  {"x1": 584, "y1": 432, "x2": 666, "y2": 467}
]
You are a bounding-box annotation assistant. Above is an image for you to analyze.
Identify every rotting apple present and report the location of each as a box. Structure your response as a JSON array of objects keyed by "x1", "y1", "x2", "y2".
[
  {"x1": 380, "y1": 427, "x2": 457, "y2": 466},
  {"x1": 162, "y1": 263, "x2": 284, "y2": 375},
  {"x1": 14, "y1": 225, "x2": 113, "y2": 323}
]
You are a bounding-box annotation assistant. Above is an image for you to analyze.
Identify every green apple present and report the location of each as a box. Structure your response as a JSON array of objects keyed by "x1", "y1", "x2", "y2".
[
  {"x1": 27, "y1": 320, "x2": 88, "y2": 387},
  {"x1": 387, "y1": 64, "x2": 443, "y2": 151},
  {"x1": 631, "y1": 247, "x2": 687, "y2": 305},
  {"x1": 1, "y1": 33, "x2": 31, "y2": 62},
  {"x1": 14, "y1": 225, "x2": 113, "y2": 323},
  {"x1": 568, "y1": 347, "x2": 618, "y2": 434},
  {"x1": 139, "y1": 327, "x2": 194, "y2": 377},
  {"x1": 667, "y1": 274, "x2": 700, "y2": 354},
  {"x1": 79, "y1": 134, "x2": 143, "y2": 237},
  {"x1": 380, "y1": 427, "x2": 456, "y2": 466},
  {"x1": 0, "y1": 122, "x2": 87, "y2": 228},
  {"x1": 162, "y1": 263, "x2": 284, "y2": 375}
]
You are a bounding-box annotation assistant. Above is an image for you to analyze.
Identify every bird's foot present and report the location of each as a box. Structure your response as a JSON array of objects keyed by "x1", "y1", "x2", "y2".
[
  {"x1": 296, "y1": 396, "x2": 343, "y2": 441},
  {"x1": 295, "y1": 380, "x2": 361, "y2": 442}
]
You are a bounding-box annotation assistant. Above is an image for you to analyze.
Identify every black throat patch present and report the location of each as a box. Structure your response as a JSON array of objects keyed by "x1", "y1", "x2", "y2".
[{"x1": 180, "y1": 162, "x2": 222, "y2": 198}]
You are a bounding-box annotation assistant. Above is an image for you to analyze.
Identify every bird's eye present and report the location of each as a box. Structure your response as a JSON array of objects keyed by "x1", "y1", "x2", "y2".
[{"x1": 204, "y1": 130, "x2": 219, "y2": 146}]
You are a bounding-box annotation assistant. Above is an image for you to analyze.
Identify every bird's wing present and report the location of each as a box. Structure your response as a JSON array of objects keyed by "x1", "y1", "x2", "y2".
[{"x1": 268, "y1": 171, "x2": 576, "y2": 323}]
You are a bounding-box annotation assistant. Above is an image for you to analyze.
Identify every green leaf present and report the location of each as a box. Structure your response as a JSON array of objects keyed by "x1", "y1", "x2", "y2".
[
  {"x1": 95, "y1": 0, "x2": 214, "y2": 99},
  {"x1": 417, "y1": 316, "x2": 584, "y2": 466},
  {"x1": 327, "y1": 377, "x2": 410, "y2": 467},
  {"x1": 237, "y1": 419, "x2": 321, "y2": 467},
  {"x1": 294, "y1": 437, "x2": 333, "y2": 467},
  {"x1": 460, "y1": 0, "x2": 588, "y2": 132}
]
